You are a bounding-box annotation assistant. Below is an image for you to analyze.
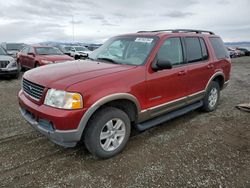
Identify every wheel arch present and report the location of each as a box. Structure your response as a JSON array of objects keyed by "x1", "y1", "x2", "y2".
[
  {"x1": 205, "y1": 72, "x2": 225, "y2": 91},
  {"x1": 77, "y1": 93, "x2": 141, "y2": 139}
]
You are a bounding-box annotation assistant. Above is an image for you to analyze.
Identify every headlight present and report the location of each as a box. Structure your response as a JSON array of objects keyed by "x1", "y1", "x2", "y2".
[
  {"x1": 41, "y1": 60, "x2": 53, "y2": 64},
  {"x1": 6, "y1": 58, "x2": 17, "y2": 68},
  {"x1": 44, "y1": 89, "x2": 83, "y2": 110}
]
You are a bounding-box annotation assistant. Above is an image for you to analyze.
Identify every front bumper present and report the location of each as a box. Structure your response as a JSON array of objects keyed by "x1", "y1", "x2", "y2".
[
  {"x1": 0, "y1": 68, "x2": 19, "y2": 75},
  {"x1": 18, "y1": 90, "x2": 86, "y2": 147},
  {"x1": 222, "y1": 80, "x2": 230, "y2": 89}
]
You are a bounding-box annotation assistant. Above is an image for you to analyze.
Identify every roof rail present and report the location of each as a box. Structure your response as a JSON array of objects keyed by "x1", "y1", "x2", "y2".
[{"x1": 137, "y1": 29, "x2": 215, "y2": 35}]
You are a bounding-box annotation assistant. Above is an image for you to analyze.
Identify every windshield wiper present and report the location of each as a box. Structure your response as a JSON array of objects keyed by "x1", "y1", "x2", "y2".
[{"x1": 97, "y1": 57, "x2": 119, "y2": 64}]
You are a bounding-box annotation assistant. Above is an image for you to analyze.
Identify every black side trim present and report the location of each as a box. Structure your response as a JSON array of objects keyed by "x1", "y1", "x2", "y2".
[{"x1": 135, "y1": 101, "x2": 203, "y2": 131}]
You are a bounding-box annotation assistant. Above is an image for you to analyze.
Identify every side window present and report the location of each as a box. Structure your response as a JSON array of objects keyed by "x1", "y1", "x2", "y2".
[
  {"x1": 185, "y1": 37, "x2": 203, "y2": 63},
  {"x1": 22, "y1": 47, "x2": 29, "y2": 54},
  {"x1": 199, "y1": 38, "x2": 209, "y2": 60},
  {"x1": 157, "y1": 38, "x2": 183, "y2": 66},
  {"x1": 28, "y1": 47, "x2": 34, "y2": 54},
  {"x1": 209, "y1": 37, "x2": 228, "y2": 59}
]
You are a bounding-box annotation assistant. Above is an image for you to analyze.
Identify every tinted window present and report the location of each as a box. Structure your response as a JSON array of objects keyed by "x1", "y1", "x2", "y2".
[
  {"x1": 185, "y1": 37, "x2": 203, "y2": 63},
  {"x1": 209, "y1": 37, "x2": 228, "y2": 59},
  {"x1": 199, "y1": 38, "x2": 209, "y2": 60},
  {"x1": 158, "y1": 38, "x2": 183, "y2": 66}
]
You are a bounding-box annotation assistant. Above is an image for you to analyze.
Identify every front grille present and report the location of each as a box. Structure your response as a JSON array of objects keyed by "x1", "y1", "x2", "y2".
[
  {"x1": 22, "y1": 79, "x2": 45, "y2": 101},
  {"x1": 0, "y1": 61, "x2": 9, "y2": 68}
]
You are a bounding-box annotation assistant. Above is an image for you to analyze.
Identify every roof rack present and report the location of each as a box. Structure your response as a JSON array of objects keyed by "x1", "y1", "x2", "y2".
[{"x1": 137, "y1": 29, "x2": 215, "y2": 35}]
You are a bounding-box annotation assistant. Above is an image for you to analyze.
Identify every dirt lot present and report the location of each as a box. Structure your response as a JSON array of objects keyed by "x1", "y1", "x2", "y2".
[{"x1": 0, "y1": 57, "x2": 250, "y2": 188}]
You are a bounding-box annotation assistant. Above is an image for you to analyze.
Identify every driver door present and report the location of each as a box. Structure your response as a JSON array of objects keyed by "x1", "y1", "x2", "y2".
[{"x1": 146, "y1": 37, "x2": 188, "y2": 118}]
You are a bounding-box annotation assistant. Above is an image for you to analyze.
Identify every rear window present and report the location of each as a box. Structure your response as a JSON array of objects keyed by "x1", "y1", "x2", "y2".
[
  {"x1": 209, "y1": 37, "x2": 228, "y2": 59},
  {"x1": 185, "y1": 37, "x2": 203, "y2": 63}
]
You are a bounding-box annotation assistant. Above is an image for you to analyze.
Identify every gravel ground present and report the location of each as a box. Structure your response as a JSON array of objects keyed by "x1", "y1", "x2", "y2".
[{"x1": 0, "y1": 57, "x2": 250, "y2": 188}]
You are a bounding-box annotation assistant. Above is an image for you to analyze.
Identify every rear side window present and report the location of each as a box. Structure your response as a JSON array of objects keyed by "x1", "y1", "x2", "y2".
[
  {"x1": 185, "y1": 37, "x2": 203, "y2": 63},
  {"x1": 157, "y1": 38, "x2": 184, "y2": 66},
  {"x1": 199, "y1": 38, "x2": 209, "y2": 60},
  {"x1": 209, "y1": 37, "x2": 228, "y2": 59}
]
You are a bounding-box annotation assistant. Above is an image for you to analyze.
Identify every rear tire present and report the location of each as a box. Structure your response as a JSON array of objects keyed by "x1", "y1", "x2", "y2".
[
  {"x1": 35, "y1": 62, "x2": 40, "y2": 68},
  {"x1": 202, "y1": 81, "x2": 220, "y2": 112},
  {"x1": 84, "y1": 107, "x2": 131, "y2": 159}
]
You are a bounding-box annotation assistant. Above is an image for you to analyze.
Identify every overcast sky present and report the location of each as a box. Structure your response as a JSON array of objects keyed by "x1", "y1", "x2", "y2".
[{"x1": 0, "y1": 0, "x2": 249, "y2": 44}]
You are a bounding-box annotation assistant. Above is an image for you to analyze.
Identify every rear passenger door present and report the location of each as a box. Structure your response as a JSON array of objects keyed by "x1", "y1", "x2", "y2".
[{"x1": 184, "y1": 37, "x2": 214, "y2": 97}]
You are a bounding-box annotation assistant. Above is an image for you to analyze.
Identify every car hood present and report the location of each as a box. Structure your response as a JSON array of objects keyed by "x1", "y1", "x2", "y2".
[
  {"x1": 24, "y1": 60, "x2": 136, "y2": 89},
  {"x1": 40, "y1": 55, "x2": 73, "y2": 62},
  {"x1": 0, "y1": 55, "x2": 14, "y2": 61},
  {"x1": 77, "y1": 51, "x2": 91, "y2": 54}
]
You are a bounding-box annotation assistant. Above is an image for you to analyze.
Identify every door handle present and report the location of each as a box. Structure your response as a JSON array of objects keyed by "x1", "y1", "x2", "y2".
[
  {"x1": 178, "y1": 70, "x2": 187, "y2": 76},
  {"x1": 207, "y1": 64, "x2": 214, "y2": 69}
]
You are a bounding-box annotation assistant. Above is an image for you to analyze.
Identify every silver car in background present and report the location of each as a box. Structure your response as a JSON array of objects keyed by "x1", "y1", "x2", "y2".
[{"x1": 0, "y1": 47, "x2": 20, "y2": 79}]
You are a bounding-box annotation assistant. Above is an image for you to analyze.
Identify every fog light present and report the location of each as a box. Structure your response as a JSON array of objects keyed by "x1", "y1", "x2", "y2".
[{"x1": 38, "y1": 119, "x2": 54, "y2": 131}]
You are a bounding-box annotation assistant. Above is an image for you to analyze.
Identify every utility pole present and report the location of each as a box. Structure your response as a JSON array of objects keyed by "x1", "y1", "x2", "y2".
[{"x1": 72, "y1": 15, "x2": 75, "y2": 43}]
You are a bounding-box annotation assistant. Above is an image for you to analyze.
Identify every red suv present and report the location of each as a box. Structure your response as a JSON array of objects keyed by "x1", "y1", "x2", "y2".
[
  {"x1": 18, "y1": 29, "x2": 231, "y2": 158},
  {"x1": 17, "y1": 45, "x2": 74, "y2": 69}
]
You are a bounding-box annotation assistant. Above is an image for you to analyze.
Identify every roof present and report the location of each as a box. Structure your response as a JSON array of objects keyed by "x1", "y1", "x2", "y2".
[{"x1": 119, "y1": 29, "x2": 218, "y2": 38}]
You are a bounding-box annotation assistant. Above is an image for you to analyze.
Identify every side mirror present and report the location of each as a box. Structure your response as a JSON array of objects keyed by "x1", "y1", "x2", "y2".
[
  {"x1": 152, "y1": 59, "x2": 172, "y2": 71},
  {"x1": 28, "y1": 52, "x2": 35, "y2": 57}
]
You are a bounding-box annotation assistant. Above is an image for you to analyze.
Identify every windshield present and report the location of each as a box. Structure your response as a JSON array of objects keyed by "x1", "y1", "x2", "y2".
[
  {"x1": 89, "y1": 36, "x2": 157, "y2": 66},
  {"x1": 35, "y1": 47, "x2": 63, "y2": 55},
  {"x1": 0, "y1": 47, "x2": 7, "y2": 55},
  {"x1": 74, "y1": 46, "x2": 89, "y2": 51}
]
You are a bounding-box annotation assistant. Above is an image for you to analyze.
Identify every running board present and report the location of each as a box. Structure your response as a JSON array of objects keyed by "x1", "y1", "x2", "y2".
[{"x1": 135, "y1": 101, "x2": 203, "y2": 131}]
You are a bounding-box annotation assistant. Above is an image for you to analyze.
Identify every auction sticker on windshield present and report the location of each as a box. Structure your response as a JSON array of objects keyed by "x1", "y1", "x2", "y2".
[{"x1": 135, "y1": 38, "x2": 153, "y2": 43}]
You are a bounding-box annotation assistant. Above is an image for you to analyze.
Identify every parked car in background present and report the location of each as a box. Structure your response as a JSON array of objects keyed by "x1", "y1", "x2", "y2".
[
  {"x1": 17, "y1": 45, "x2": 74, "y2": 69},
  {"x1": 1, "y1": 43, "x2": 27, "y2": 58},
  {"x1": 235, "y1": 48, "x2": 245, "y2": 57},
  {"x1": 18, "y1": 29, "x2": 231, "y2": 158},
  {"x1": 227, "y1": 47, "x2": 237, "y2": 58},
  {"x1": 0, "y1": 46, "x2": 20, "y2": 78},
  {"x1": 237, "y1": 47, "x2": 250, "y2": 56},
  {"x1": 54, "y1": 45, "x2": 72, "y2": 56},
  {"x1": 69, "y1": 46, "x2": 92, "y2": 59}
]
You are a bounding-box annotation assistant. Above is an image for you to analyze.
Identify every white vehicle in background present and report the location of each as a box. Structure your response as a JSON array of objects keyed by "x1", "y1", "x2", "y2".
[
  {"x1": 69, "y1": 46, "x2": 92, "y2": 59},
  {"x1": 0, "y1": 46, "x2": 20, "y2": 78}
]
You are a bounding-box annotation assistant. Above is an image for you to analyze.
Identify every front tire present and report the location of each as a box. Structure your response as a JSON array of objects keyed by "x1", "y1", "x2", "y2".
[
  {"x1": 84, "y1": 107, "x2": 131, "y2": 159},
  {"x1": 202, "y1": 81, "x2": 220, "y2": 112}
]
